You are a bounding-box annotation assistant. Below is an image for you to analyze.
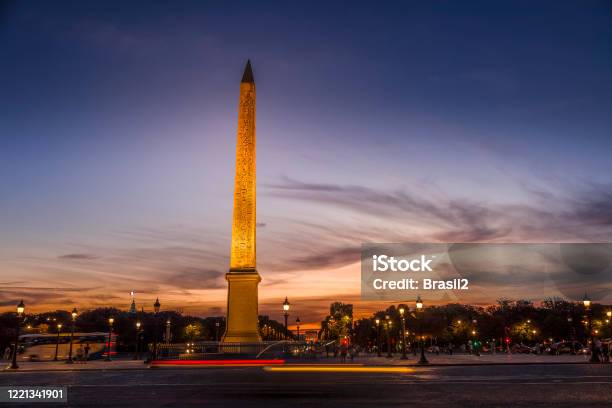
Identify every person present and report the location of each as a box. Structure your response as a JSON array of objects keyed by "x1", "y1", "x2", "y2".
[
  {"x1": 4, "y1": 346, "x2": 12, "y2": 361},
  {"x1": 601, "y1": 342, "x2": 610, "y2": 363},
  {"x1": 348, "y1": 345, "x2": 355, "y2": 362},
  {"x1": 594, "y1": 339, "x2": 602, "y2": 363},
  {"x1": 473, "y1": 340, "x2": 481, "y2": 356},
  {"x1": 340, "y1": 342, "x2": 347, "y2": 363},
  {"x1": 76, "y1": 345, "x2": 84, "y2": 363},
  {"x1": 84, "y1": 343, "x2": 90, "y2": 362}
]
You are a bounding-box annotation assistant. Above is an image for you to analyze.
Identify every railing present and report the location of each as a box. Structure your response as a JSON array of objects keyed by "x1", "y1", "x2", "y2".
[{"x1": 154, "y1": 341, "x2": 313, "y2": 360}]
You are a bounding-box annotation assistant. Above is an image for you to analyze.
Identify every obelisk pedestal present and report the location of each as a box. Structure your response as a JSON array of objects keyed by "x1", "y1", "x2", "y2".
[
  {"x1": 222, "y1": 60, "x2": 262, "y2": 345},
  {"x1": 223, "y1": 272, "x2": 261, "y2": 343}
]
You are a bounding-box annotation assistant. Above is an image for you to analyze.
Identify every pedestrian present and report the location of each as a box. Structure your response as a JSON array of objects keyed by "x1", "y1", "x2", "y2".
[
  {"x1": 340, "y1": 342, "x2": 347, "y2": 363},
  {"x1": 76, "y1": 344, "x2": 84, "y2": 363},
  {"x1": 84, "y1": 343, "x2": 90, "y2": 362},
  {"x1": 4, "y1": 346, "x2": 12, "y2": 361},
  {"x1": 594, "y1": 339, "x2": 602, "y2": 362},
  {"x1": 601, "y1": 342, "x2": 610, "y2": 363}
]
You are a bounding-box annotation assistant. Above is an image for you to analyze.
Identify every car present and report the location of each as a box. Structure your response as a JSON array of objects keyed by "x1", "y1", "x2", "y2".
[
  {"x1": 510, "y1": 344, "x2": 535, "y2": 354},
  {"x1": 547, "y1": 341, "x2": 583, "y2": 355}
]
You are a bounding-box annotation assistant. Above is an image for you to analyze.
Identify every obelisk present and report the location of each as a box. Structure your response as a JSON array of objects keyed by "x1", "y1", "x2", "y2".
[{"x1": 222, "y1": 60, "x2": 261, "y2": 343}]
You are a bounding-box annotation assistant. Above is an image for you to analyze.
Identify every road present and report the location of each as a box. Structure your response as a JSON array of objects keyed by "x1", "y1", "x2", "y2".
[{"x1": 2, "y1": 364, "x2": 612, "y2": 407}]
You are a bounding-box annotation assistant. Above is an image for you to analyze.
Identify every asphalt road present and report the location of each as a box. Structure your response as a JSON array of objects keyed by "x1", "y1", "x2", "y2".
[{"x1": 2, "y1": 364, "x2": 612, "y2": 407}]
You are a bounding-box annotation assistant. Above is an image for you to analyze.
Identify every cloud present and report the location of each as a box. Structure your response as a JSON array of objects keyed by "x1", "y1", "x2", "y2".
[
  {"x1": 58, "y1": 253, "x2": 98, "y2": 260},
  {"x1": 284, "y1": 247, "x2": 361, "y2": 271},
  {"x1": 160, "y1": 267, "x2": 225, "y2": 290},
  {"x1": 565, "y1": 184, "x2": 612, "y2": 226},
  {"x1": 265, "y1": 176, "x2": 612, "y2": 244}
]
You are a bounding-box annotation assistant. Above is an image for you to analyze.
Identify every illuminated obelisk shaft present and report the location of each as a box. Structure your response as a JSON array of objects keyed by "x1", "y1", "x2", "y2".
[{"x1": 222, "y1": 60, "x2": 261, "y2": 343}]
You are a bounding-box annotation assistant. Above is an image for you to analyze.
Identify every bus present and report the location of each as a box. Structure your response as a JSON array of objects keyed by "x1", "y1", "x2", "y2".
[{"x1": 10, "y1": 332, "x2": 117, "y2": 362}]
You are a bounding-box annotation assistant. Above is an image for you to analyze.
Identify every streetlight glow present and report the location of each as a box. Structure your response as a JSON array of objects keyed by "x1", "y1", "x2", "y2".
[
  {"x1": 17, "y1": 300, "x2": 25, "y2": 316},
  {"x1": 583, "y1": 293, "x2": 591, "y2": 309}
]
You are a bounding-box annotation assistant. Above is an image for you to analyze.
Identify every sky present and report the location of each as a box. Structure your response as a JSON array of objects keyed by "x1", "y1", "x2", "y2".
[{"x1": 1, "y1": 1, "x2": 612, "y2": 326}]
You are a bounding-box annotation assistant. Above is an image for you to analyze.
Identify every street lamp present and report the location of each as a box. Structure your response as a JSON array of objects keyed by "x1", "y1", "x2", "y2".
[
  {"x1": 66, "y1": 307, "x2": 78, "y2": 364},
  {"x1": 399, "y1": 306, "x2": 407, "y2": 360},
  {"x1": 583, "y1": 293, "x2": 598, "y2": 363},
  {"x1": 105, "y1": 317, "x2": 114, "y2": 361},
  {"x1": 152, "y1": 298, "x2": 160, "y2": 361},
  {"x1": 134, "y1": 321, "x2": 142, "y2": 360},
  {"x1": 582, "y1": 294, "x2": 591, "y2": 309},
  {"x1": 296, "y1": 317, "x2": 301, "y2": 341},
  {"x1": 386, "y1": 318, "x2": 393, "y2": 358},
  {"x1": 416, "y1": 295, "x2": 428, "y2": 365},
  {"x1": 283, "y1": 297, "x2": 290, "y2": 340},
  {"x1": 53, "y1": 323, "x2": 63, "y2": 361},
  {"x1": 165, "y1": 319, "x2": 171, "y2": 346},
  {"x1": 375, "y1": 318, "x2": 381, "y2": 357},
  {"x1": 9, "y1": 300, "x2": 25, "y2": 369},
  {"x1": 215, "y1": 320, "x2": 220, "y2": 342}
]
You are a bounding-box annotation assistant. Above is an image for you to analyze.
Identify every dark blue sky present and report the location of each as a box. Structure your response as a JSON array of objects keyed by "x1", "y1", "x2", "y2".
[{"x1": 1, "y1": 1, "x2": 612, "y2": 316}]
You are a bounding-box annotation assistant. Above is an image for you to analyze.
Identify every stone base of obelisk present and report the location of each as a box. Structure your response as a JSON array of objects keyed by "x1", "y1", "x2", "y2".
[{"x1": 221, "y1": 271, "x2": 261, "y2": 351}]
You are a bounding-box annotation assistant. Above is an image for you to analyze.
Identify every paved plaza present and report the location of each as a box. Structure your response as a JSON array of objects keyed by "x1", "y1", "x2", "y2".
[{"x1": 2, "y1": 356, "x2": 612, "y2": 407}]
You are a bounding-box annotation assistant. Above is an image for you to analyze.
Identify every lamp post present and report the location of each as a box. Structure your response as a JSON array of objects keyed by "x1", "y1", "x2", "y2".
[
  {"x1": 472, "y1": 319, "x2": 479, "y2": 356},
  {"x1": 134, "y1": 321, "x2": 141, "y2": 360},
  {"x1": 215, "y1": 321, "x2": 220, "y2": 342},
  {"x1": 583, "y1": 293, "x2": 598, "y2": 363},
  {"x1": 416, "y1": 295, "x2": 428, "y2": 365},
  {"x1": 165, "y1": 319, "x2": 171, "y2": 345},
  {"x1": 66, "y1": 307, "x2": 77, "y2": 363},
  {"x1": 9, "y1": 300, "x2": 25, "y2": 369},
  {"x1": 283, "y1": 297, "x2": 290, "y2": 340},
  {"x1": 375, "y1": 318, "x2": 381, "y2": 357},
  {"x1": 296, "y1": 317, "x2": 301, "y2": 341},
  {"x1": 399, "y1": 306, "x2": 407, "y2": 359},
  {"x1": 152, "y1": 298, "x2": 160, "y2": 361},
  {"x1": 386, "y1": 317, "x2": 393, "y2": 358},
  {"x1": 105, "y1": 317, "x2": 114, "y2": 361},
  {"x1": 53, "y1": 323, "x2": 63, "y2": 361}
]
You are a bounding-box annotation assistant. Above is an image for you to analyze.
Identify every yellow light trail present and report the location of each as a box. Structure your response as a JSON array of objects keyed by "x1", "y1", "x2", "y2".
[{"x1": 263, "y1": 365, "x2": 414, "y2": 373}]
